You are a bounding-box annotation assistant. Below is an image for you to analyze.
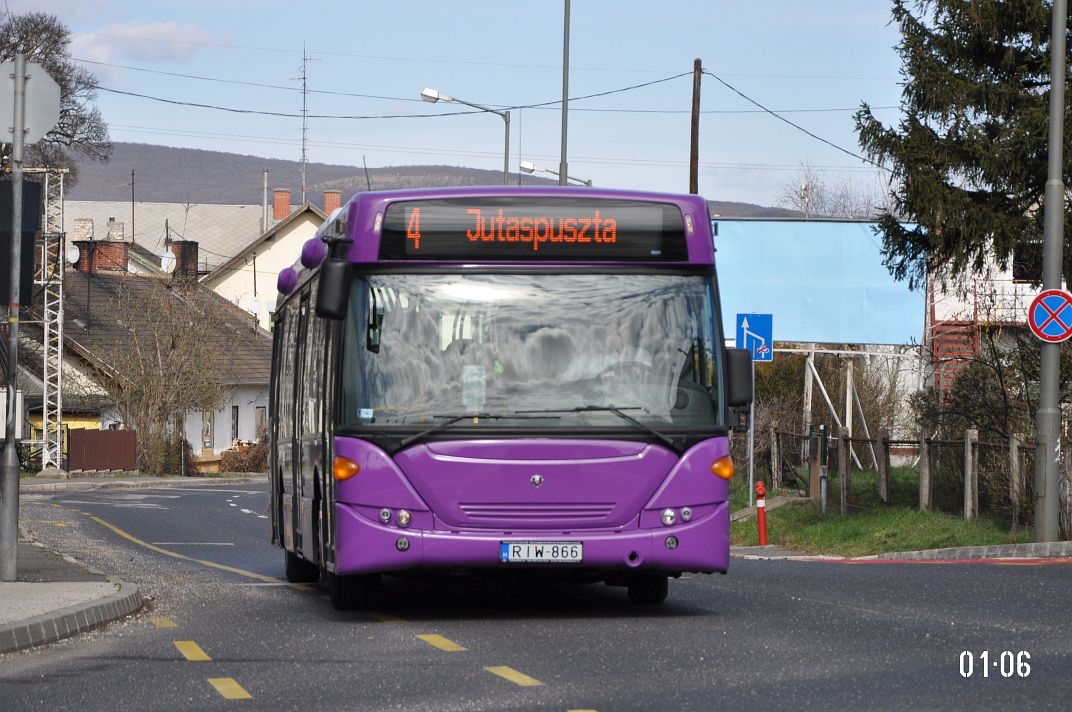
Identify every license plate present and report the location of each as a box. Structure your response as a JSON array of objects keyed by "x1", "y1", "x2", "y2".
[{"x1": 500, "y1": 541, "x2": 583, "y2": 563}]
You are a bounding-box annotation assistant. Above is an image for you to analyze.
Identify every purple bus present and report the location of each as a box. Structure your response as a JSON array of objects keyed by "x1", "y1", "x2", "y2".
[{"x1": 269, "y1": 186, "x2": 753, "y2": 609}]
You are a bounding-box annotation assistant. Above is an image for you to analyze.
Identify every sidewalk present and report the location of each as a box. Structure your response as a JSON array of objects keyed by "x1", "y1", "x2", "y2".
[
  {"x1": 2, "y1": 474, "x2": 265, "y2": 654},
  {"x1": 731, "y1": 541, "x2": 1072, "y2": 561},
  {"x1": 0, "y1": 539, "x2": 142, "y2": 654}
]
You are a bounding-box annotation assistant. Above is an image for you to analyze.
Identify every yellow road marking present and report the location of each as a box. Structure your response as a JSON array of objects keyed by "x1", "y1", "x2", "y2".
[
  {"x1": 368, "y1": 612, "x2": 407, "y2": 624},
  {"x1": 568, "y1": 709, "x2": 599, "y2": 711},
  {"x1": 174, "y1": 640, "x2": 211, "y2": 662},
  {"x1": 485, "y1": 666, "x2": 544, "y2": 687},
  {"x1": 149, "y1": 616, "x2": 178, "y2": 628},
  {"x1": 40, "y1": 520, "x2": 70, "y2": 527},
  {"x1": 417, "y1": 634, "x2": 467, "y2": 652},
  {"x1": 208, "y1": 677, "x2": 253, "y2": 700},
  {"x1": 82, "y1": 512, "x2": 310, "y2": 591}
]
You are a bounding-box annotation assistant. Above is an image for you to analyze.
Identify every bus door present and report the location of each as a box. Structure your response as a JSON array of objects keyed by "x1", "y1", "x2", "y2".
[
  {"x1": 274, "y1": 303, "x2": 300, "y2": 552},
  {"x1": 297, "y1": 294, "x2": 326, "y2": 564}
]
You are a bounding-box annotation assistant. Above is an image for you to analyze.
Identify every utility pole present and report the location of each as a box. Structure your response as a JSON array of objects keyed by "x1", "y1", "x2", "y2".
[
  {"x1": 298, "y1": 46, "x2": 311, "y2": 205},
  {"x1": 689, "y1": 58, "x2": 701, "y2": 194},
  {"x1": 130, "y1": 168, "x2": 134, "y2": 244},
  {"x1": 558, "y1": 0, "x2": 570, "y2": 186},
  {"x1": 1033, "y1": 0, "x2": 1067, "y2": 542}
]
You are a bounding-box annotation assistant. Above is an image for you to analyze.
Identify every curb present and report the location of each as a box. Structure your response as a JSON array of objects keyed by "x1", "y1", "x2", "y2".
[{"x1": 0, "y1": 582, "x2": 143, "y2": 654}]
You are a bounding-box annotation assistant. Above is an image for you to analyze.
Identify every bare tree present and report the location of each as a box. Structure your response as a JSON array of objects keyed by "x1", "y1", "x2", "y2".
[
  {"x1": 776, "y1": 162, "x2": 891, "y2": 219},
  {"x1": 89, "y1": 278, "x2": 235, "y2": 475},
  {"x1": 0, "y1": 12, "x2": 111, "y2": 181}
]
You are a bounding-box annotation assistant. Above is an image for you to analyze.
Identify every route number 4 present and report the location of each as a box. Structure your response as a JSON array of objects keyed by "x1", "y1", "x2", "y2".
[{"x1": 406, "y1": 207, "x2": 422, "y2": 249}]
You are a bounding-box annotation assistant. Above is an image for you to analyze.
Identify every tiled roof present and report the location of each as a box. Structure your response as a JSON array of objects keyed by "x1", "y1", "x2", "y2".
[
  {"x1": 63, "y1": 201, "x2": 264, "y2": 271},
  {"x1": 60, "y1": 269, "x2": 272, "y2": 386}
]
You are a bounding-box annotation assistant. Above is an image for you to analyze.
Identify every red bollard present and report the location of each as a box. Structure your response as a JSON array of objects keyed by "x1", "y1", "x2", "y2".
[{"x1": 756, "y1": 481, "x2": 768, "y2": 546}]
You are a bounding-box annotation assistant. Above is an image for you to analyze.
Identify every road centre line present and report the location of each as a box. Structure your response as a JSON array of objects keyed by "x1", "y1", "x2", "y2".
[
  {"x1": 208, "y1": 677, "x2": 253, "y2": 700},
  {"x1": 151, "y1": 542, "x2": 235, "y2": 546},
  {"x1": 484, "y1": 666, "x2": 544, "y2": 687},
  {"x1": 73, "y1": 507, "x2": 311, "y2": 591},
  {"x1": 149, "y1": 616, "x2": 178, "y2": 628},
  {"x1": 417, "y1": 634, "x2": 467, "y2": 652},
  {"x1": 175, "y1": 640, "x2": 212, "y2": 661}
]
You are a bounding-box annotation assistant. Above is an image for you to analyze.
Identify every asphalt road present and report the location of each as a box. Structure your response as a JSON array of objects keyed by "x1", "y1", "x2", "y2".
[{"x1": 3, "y1": 482, "x2": 1070, "y2": 711}]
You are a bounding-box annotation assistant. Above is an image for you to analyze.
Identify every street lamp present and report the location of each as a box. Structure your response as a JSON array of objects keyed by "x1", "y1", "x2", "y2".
[
  {"x1": 421, "y1": 87, "x2": 510, "y2": 186},
  {"x1": 519, "y1": 160, "x2": 591, "y2": 187}
]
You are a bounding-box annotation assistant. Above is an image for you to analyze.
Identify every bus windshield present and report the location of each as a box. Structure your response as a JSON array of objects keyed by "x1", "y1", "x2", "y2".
[{"x1": 339, "y1": 273, "x2": 722, "y2": 434}]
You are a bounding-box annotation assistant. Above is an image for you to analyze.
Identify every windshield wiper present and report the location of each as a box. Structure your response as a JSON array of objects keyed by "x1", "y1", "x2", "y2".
[
  {"x1": 515, "y1": 405, "x2": 682, "y2": 452},
  {"x1": 396, "y1": 412, "x2": 558, "y2": 450}
]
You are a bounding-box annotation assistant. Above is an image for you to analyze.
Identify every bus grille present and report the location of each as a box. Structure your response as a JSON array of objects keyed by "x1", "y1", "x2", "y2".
[{"x1": 459, "y1": 502, "x2": 615, "y2": 524}]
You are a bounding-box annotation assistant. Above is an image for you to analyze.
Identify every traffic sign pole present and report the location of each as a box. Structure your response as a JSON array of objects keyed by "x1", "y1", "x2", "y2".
[
  {"x1": 1034, "y1": 0, "x2": 1067, "y2": 543},
  {"x1": 0, "y1": 52, "x2": 26, "y2": 582},
  {"x1": 736, "y1": 313, "x2": 773, "y2": 508}
]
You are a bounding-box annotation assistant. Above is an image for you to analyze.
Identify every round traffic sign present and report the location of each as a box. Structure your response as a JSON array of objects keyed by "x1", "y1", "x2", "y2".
[{"x1": 1028, "y1": 289, "x2": 1072, "y2": 343}]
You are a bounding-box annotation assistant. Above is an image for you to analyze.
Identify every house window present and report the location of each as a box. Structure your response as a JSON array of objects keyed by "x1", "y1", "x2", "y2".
[
  {"x1": 255, "y1": 406, "x2": 266, "y2": 436},
  {"x1": 231, "y1": 405, "x2": 240, "y2": 443},
  {"x1": 202, "y1": 410, "x2": 214, "y2": 450},
  {"x1": 1013, "y1": 242, "x2": 1042, "y2": 283}
]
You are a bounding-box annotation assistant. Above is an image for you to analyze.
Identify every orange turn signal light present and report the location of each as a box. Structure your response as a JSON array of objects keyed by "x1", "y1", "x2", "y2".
[
  {"x1": 333, "y1": 456, "x2": 360, "y2": 481},
  {"x1": 711, "y1": 455, "x2": 734, "y2": 480}
]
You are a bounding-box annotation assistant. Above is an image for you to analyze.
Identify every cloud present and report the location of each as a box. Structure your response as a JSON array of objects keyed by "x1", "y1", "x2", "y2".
[{"x1": 73, "y1": 21, "x2": 226, "y2": 64}]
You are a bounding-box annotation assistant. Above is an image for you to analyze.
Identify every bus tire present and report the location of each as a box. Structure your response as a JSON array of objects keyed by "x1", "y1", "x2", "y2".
[
  {"x1": 284, "y1": 550, "x2": 319, "y2": 583},
  {"x1": 329, "y1": 573, "x2": 380, "y2": 610},
  {"x1": 627, "y1": 575, "x2": 668, "y2": 604}
]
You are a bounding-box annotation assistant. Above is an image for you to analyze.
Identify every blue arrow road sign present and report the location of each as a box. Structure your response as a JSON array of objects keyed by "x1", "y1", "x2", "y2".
[{"x1": 736, "y1": 313, "x2": 773, "y2": 362}]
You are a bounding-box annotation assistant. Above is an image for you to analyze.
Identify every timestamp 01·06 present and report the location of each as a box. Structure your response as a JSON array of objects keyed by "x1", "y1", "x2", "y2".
[{"x1": 959, "y1": 651, "x2": 1031, "y2": 678}]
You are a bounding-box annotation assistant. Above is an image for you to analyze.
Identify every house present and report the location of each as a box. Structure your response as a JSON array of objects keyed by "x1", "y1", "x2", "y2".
[
  {"x1": 201, "y1": 190, "x2": 332, "y2": 330},
  {"x1": 926, "y1": 256, "x2": 1041, "y2": 392},
  {"x1": 50, "y1": 238, "x2": 273, "y2": 459}
]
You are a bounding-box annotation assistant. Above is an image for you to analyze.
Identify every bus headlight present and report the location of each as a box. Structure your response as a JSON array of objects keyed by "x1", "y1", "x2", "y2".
[
  {"x1": 379, "y1": 508, "x2": 392, "y2": 524},
  {"x1": 397, "y1": 510, "x2": 412, "y2": 527},
  {"x1": 661, "y1": 508, "x2": 676, "y2": 526}
]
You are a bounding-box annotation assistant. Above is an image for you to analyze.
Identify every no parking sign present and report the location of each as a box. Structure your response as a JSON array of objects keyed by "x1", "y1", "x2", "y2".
[{"x1": 1028, "y1": 289, "x2": 1072, "y2": 343}]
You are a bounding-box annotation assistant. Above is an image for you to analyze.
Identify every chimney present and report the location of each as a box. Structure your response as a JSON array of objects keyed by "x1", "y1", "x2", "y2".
[
  {"x1": 72, "y1": 240, "x2": 129, "y2": 273},
  {"x1": 169, "y1": 240, "x2": 199, "y2": 277},
  {"x1": 323, "y1": 190, "x2": 342, "y2": 215},
  {"x1": 106, "y1": 217, "x2": 125, "y2": 241},
  {"x1": 73, "y1": 218, "x2": 94, "y2": 241},
  {"x1": 273, "y1": 189, "x2": 291, "y2": 221}
]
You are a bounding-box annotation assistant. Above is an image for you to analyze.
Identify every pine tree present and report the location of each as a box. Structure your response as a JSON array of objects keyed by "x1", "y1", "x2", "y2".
[
  {"x1": 856, "y1": 0, "x2": 1071, "y2": 289},
  {"x1": 0, "y1": 12, "x2": 111, "y2": 182}
]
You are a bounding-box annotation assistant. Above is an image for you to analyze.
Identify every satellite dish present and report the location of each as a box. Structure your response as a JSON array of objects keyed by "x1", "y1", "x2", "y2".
[
  {"x1": 160, "y1": 252, "x2": 177, "y2": 273},
  {"x1": 65, "y1": 244, "x2": 80, "y2": 264}
]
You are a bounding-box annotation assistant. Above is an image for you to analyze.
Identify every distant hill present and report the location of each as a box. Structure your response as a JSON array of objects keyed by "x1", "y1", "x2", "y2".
[{"x1": 67, "y1": 142, "x2": 798, "y2": 218}]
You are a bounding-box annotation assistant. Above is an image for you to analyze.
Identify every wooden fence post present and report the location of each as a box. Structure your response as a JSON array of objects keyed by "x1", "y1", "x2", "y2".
[
  {"x1": 770, "y1": 422, "x2": 781, "y2": 489},
  {"x1": 877, "y1": 428, "x2": 890, "y2": 504},
  {"x1": 1009, "y1": 434, "x2": 1022, "y2": 531},
  {"x1": 964, "y1": 428, "x2": 978, "y2": 520},
  {"x1": 839, "y1": 432, "x2": 849, "y2": 515},
  {"x1": 919, "y1": 429, "x2": 931, "y2": 511}
]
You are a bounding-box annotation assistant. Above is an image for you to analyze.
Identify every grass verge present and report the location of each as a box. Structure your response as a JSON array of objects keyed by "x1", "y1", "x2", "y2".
[
  {"x1": 731, "y1": 504, "x2": 1031, "y2": 557},
  {"x1": 731, "y1": 466, "x2": 1031, "y2": 556}
]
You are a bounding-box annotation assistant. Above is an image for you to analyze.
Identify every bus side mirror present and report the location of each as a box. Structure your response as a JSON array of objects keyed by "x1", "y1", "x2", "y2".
[
  {"x1": 315, "y1": 258, "x2": 352, "y2": 320},
  {"x1": 725, "y1": 347, "x2": 753, "y2": 407}
]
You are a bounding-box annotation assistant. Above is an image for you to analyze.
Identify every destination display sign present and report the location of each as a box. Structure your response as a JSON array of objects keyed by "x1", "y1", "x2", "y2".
[{"x1": 379, "y1": 197, "x2": 688, "y2": 261}]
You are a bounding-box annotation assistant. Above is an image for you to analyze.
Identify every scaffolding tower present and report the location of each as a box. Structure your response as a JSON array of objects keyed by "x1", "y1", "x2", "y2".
[{"x1": 34, "y1": 168, "x2": 65, "y2": 471}]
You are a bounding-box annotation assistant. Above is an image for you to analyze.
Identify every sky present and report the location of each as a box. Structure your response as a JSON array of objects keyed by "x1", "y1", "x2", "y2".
[{"x1": 24, "y1": 0, "x2": 906, "y2": 207}]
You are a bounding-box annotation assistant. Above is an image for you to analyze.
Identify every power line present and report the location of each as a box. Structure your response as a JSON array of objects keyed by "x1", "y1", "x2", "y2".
[{"x1": 702, "y1": 69, "x2": 891, "y2": 172}]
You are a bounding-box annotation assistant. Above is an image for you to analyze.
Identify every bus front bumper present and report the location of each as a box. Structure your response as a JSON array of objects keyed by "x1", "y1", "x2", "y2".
[{"x1": 334, "y1": 501, "x2": 729, "y2": 576}]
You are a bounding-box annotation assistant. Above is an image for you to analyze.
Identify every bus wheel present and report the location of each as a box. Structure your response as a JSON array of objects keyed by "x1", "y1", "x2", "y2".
[
  {"x1": 627, "y1": 575, "x2": 668, "y2": 604},
  {"x1": 284, "y1": 550, "x2": 318, "y2": 583},
  {"x1": 329, "y1": 573, "x2": 380, "y2": 610}
]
